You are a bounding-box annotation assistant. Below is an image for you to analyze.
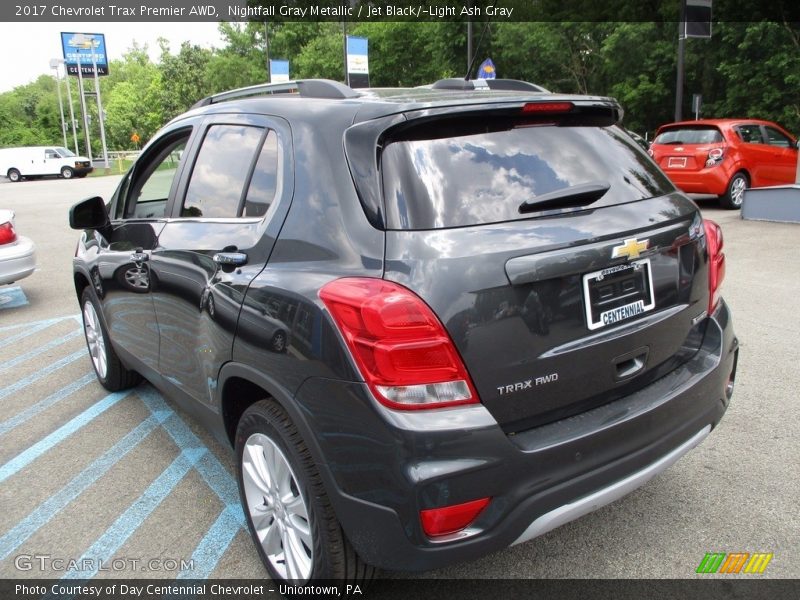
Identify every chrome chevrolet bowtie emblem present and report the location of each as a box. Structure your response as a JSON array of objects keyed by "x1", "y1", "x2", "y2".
[{"x1": 612, "y1": 238, "x2": 649, "y2": 260}]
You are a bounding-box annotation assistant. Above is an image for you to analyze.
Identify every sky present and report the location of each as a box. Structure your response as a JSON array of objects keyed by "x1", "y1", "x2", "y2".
[{"x1": 0, "y1": 22, "x2": 225, "y2": 92}]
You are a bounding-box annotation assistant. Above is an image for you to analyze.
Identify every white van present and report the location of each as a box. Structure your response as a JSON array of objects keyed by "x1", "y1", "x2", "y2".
[{"x1": 0, "y1": 146, "x2": 93, "y2": 182}]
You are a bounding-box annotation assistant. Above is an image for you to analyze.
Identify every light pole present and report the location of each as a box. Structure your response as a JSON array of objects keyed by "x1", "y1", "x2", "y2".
[{"x1": 49, "y1": 59, "x2": 68, "y2": 148}]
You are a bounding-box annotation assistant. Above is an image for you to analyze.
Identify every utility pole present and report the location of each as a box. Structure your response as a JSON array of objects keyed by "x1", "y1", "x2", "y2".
[{"x1": 674, "y1": 0, "x2": 686, "y2": 122}]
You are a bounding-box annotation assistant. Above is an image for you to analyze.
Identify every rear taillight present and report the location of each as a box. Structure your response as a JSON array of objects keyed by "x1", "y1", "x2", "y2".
[
  {"x1": 0, "y1": 221, "x2": 17, "y2": 245},
  {"x1": 319, "y1": 277, "x2": 478, "y2": 410},
  {"x1": 705, "y1": 147, "x2": 724, "y2": 167},
  {"x1": 704, "y1": 219, "x2": 726, "y2": 314},
  {"x1": 420, "y1": 497, "x2": 491, "y2": 538}
]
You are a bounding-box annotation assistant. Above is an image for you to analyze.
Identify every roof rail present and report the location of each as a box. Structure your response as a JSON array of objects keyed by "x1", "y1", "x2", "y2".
[
  {"x1": 431, "y1": 78, "x2": 550, "y2": 93},
  {"x1": 191, "y1": 79, "x2": 360, "y2": 109}
]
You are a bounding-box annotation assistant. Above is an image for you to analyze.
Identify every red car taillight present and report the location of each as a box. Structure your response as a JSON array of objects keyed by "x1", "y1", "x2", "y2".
[
  {"x1": 420, "y1": 497, "x2": 491, "y2": 538},
  {"x1": 704, "y1": 219, "x2": 726, "y2": 314},
  {"x1": 319, "y1": 277, "x2": 479, "y2": 410},
  {"x1": 0, "y1": 221, "x2": 17, "y2": 245},
  {"x1": 705, "y1": 147, "x2": 724, "y2": 167}
]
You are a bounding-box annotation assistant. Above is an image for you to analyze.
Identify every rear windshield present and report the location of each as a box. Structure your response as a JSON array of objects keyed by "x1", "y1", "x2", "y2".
[
  {"x1": 654, "y1": 127, "x2": 723, "y2": 145},
  {"x1": 381, "y1": 123, "x2": 674, "y2": 230}
]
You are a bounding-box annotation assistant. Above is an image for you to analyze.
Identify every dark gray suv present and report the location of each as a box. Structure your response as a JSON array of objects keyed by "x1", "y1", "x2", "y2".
[{"x1": 69, "y1": 78, "x2": 738, "y2": 583}]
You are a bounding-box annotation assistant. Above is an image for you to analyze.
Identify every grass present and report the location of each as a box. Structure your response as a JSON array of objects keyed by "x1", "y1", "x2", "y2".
[{"x1": 87, "y1": 158, "x2": 135, "y2": 177}]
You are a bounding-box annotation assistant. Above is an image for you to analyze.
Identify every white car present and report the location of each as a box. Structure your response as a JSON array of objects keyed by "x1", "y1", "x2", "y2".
[
  {"x1": 0, "y1": 209, "x2": 36, "y2": 285},
  {"x1": 0, "y1": 146, "x2": 93, "y2": 182}
]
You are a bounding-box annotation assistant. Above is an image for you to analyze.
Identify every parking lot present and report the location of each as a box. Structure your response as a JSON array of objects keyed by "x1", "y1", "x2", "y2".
[{"x1": 1, "y1": 176, "x2": 798, "y2": 581}]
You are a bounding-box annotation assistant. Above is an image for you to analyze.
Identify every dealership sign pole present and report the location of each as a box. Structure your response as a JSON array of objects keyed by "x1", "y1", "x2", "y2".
[{"x1": 49, "y1": 59, "x2": 68, "y2": 149}]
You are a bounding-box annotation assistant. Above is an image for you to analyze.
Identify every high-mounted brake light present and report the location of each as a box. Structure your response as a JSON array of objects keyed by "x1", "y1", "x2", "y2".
[
  {"x1": 420, "y1": 497, "x2": 491, "y2": 538},
  {"x1": 703, "y1": 219, "x2": 725, "y2": 314},
  {"x1": 319, "y1": 278, "x2": 479, "y2": 410},
  {"x1": 521, "y1": 102, "x2": 574, "y2": 114},
  {"x1": 0, "y1": 221, "x2": 17, "y2": 245}
]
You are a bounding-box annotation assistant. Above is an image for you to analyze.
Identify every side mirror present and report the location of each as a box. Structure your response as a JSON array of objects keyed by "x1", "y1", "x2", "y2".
[{"x1": 69, "y1": 196, "x2": 110, "y2": 230}]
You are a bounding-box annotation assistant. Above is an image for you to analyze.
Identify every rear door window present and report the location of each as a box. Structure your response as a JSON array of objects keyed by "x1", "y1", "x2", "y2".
[
  {"x1": 181, "y1": 125, "x2": 264, "y2": 218},
  {"x1": 381, "y1": 123, "x2": 673, "y2": 230},
  {"x1": 735, "y1": 125, "x2": 764, "y2": 144},
  {"x1": 764, "y1": 126, "x2": 792, "y2": 148}
]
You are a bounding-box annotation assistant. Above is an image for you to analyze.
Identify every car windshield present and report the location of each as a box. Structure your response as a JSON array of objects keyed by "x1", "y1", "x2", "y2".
[
  {"x1": 56, "y1": 147, "x2": 76, "y2": 158},
  {"x1": 654, "y1": 127, "x2": 723, "y2": 145}
]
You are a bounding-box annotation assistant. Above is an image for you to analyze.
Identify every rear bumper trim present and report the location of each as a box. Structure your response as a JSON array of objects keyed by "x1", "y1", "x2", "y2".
[{"x1": 512, "y1": 424, "x2": 711, "y2": 546}]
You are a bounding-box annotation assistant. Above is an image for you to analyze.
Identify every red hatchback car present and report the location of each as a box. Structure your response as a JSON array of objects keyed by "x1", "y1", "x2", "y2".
[{"x1": 650, "y1": 119, "x2": 798, "y2": 209}]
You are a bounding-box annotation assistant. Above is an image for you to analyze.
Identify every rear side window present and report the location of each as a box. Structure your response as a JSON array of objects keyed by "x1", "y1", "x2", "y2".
[
  {"x1": 381, "y1": 123, "x2": 673, "y2": 230},
  {"x1": 654, "y1": 127, "x2": 723, "y2": 144},
  {"x1": 182, "y1": 125, "x2": 264, "y2": 218}
]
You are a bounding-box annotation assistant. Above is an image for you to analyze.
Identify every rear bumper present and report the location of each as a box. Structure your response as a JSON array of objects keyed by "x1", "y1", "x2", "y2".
[
  {"x1": 294, "y1": 301, "x2": 738, "y2": 571},
  {"x1": 664, "y1": 165, "x2": 731, "y2": 196},
  {"x1": 0, "y1": 235, "x2": 36, "y2": 285}
]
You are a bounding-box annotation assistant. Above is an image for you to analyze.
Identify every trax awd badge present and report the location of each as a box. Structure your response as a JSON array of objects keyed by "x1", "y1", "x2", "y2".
[
  {"x1": 498, "y1": 373, "x2": 559, "y2": 396},
  {"x1": 611, "y1": 237, "x2": 649, "y2": 260}
]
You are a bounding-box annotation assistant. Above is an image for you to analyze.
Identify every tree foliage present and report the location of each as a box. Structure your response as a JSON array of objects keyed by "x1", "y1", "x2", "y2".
[{"x1": 1, "y1": 20, "x2": 798, "y2": 151}]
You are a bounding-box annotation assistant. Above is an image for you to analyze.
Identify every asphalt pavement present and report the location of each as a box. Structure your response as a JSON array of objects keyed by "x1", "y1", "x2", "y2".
[{"x1": 0, "y1": 177, "x2": 797, "y2": 581}]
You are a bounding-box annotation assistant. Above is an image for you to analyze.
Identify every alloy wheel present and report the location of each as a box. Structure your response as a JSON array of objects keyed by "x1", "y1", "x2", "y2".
[
  {"x1": 83, "y1": 300, "x2": 108, "y2": 379},
  {"x1": 242, "y1": 433, "x2": 313, "y2": 581}
]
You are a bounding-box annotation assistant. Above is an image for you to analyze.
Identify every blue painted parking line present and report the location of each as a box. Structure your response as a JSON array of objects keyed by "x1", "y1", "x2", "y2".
[
  {"x1": 0, "y1": 315, "x2": 78, "y2": 344},
  {"x1": 0, "y1": 286, "x2": 28, "y2": 310},
  {"x1": 178, "y1": 504, "x2": 244, "y2": 579},
  {"x1": 0, "y1": 328, "x2": 83, "y2": 372},
  {"x1": 0, "y1": 348, "x2": 86, "y2": 401},
  {"x1": 0, "y1": 372, "x2": 95, "y2": 437},
  {"x1": 61, "y1": 447, "x2": 209, "y2": 581},
  {"x1": 0, "y1": 409, "x2": 171, "y2": 561},
  {"x1": 0, "y1": 388, "x2": 131, "y2": 483}
]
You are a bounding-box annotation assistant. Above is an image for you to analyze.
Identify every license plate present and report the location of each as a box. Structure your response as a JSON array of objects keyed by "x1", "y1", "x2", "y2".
[
  {"x1": 582, "y1": 259, "x2": 655, "y2": 330},
  {"x1": 668, "y1": 157, "x2": 687, "y2": 168}
]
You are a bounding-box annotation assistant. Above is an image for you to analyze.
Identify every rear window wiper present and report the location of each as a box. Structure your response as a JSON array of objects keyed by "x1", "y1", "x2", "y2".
[{"x1": 518, "y1": 181, "x2": 611, "y2": 214}]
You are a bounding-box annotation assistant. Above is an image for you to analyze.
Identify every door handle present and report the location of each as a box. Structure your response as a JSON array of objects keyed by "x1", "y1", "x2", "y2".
[{"x1": 213, "y1": 252, "x2": 248, "y2": 266}]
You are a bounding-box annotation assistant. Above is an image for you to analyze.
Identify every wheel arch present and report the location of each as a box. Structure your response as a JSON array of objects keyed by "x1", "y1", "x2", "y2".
[
  {"x1": 74, "y1": 270, "x2": 91, "y2": 301},
  {"x1": 217, "y1": 363, "x2": 322, "y2": 461}
]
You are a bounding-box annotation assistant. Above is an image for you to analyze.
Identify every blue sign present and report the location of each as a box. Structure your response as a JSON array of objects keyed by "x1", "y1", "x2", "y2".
[
  {"x1": 346, "y1": 35, "x2": 369, "y2": 88},
  {"x1": 61, "y1": 32, "x2": 109, "y2": 77},
  {"x1": 478, "y1": 58, "x2": 496, "y2": 79},
  {"x1": 269, "y1": 59, "x2": 290, "y2": 84}
]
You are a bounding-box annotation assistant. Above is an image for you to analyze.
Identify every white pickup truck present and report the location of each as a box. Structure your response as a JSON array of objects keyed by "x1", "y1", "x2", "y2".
[{"x1": 0, "y1": 146, "x2": 93, "y2": 182}]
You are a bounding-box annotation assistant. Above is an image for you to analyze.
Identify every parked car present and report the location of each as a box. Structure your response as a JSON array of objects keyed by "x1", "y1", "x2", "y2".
[
  {"x1": 0, "y1": 146, "x2": 93, "y2": 182},
  {"x1": 650, "y1": 119, "x2": 798, "y2": 209},
  {"x1": 0, "y1": 209, "x2": 36, "y2": 285},
  {"x1": 70, "y1": 78, "x2": 738, "y2": 584}
]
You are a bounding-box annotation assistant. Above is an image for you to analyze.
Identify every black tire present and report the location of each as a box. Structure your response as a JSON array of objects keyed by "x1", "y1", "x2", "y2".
[
  {"x1": 80, "y1": 288, "x2": 141, "y2": 391},
  {"x1": 720, "y1": 171, "x2": 748, "y2": 209},
  {"x1": 61, "y1": 166, "x2": 74, "y2": 179},
  {"x1": 7, "y1": 168, "x2": 21, "y2": 182},
  {"x1": 235, "y1": 399, "x2": 375, "y2": 584}
]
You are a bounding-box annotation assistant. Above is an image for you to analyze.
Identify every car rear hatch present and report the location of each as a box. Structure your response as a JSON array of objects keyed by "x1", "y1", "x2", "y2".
[
  {"x1": 651, "y1": 124, "x2": 725, "y2": 173},
  {"x1": 346, "y1": 100, "x2": 712, "y2": 432}
]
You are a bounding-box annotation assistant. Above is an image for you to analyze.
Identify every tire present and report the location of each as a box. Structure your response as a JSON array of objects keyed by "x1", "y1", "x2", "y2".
[
  {"x1": 7, "y1": 168, "x2": 21, "y2": 182},
  {"x1": 720, "y1": 172, "x2": 748, "y2": 209},
  {"x1": 61, "y1": 166, "x2": 74, "y2": 179},
  {"x1": 80, "y1": 288, "x2": 141, "y2": 391},
  {"x1": 236, "y1": 399, "x2": 375, "y2": 584}
]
